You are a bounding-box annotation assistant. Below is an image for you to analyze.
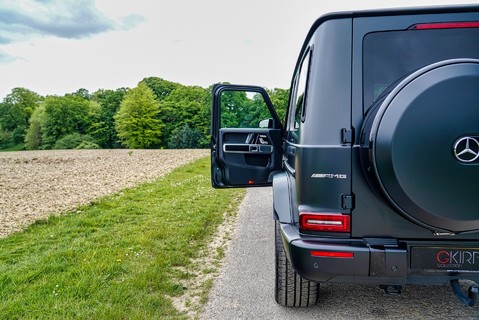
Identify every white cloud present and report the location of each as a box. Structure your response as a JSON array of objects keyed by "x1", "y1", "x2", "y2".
[{"x1": 0, "y1": 0, "x2": 116, "y2": 43}]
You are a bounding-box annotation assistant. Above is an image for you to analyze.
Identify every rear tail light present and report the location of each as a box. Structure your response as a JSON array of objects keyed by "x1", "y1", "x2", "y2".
[
  {"x1": 310, "y1": 251, "x2": 354, "y2": 258},
  {"x1": 299, "y1": 212, "x2": 351, "y2": 233},
  {"x1": 411, "y1": 21, "x2": 479, "y2": 30}
]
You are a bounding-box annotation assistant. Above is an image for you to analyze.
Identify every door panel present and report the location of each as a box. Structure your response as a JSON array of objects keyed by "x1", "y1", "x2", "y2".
[{"x1": 211, "y1": 84, "x2": 283, "y2": 188}]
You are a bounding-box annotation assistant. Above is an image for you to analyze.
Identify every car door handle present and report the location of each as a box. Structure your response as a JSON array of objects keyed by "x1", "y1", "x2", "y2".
[{"x1": 224, "y1": 144, "x2": 273, "y2": 154}]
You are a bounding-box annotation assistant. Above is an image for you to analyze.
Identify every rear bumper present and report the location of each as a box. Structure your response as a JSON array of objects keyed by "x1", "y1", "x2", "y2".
[{"x1": 279, "y1": 223, "x2": 479, "y2": 285}]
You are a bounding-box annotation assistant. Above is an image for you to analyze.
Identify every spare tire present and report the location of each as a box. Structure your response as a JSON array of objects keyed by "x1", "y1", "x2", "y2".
[{"x1": 361, "y1": 59, "x2": 479, "y2": 233}]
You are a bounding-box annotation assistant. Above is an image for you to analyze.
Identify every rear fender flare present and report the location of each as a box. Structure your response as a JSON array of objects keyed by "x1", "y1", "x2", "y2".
[{"x1": 273, "y1": 172, "x2": 294, "y2": 223}]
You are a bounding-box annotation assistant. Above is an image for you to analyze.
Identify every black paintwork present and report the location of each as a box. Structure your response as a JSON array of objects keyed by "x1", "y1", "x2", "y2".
[{"x1": 211, "y1": 5, "x2": 479, "y2": 290}]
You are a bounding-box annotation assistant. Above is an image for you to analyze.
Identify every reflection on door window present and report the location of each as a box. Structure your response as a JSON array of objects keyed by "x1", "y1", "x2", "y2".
[
  {"x1": 220, "y1": 91, "x2": 271, "y2": 128},
  {"x1": 288, "y1": 48, "x2": 312, "y2": 134}
]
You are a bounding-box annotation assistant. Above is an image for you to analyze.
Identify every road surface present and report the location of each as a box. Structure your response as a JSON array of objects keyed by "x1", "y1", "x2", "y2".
[{"x1": 201, "y1": 187, "x2": 479, "y2": 320}]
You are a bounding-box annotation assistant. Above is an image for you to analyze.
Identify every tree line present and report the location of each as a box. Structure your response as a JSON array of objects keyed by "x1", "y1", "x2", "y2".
[{"x1": 0, "y1": 78, "x2": 289, "y2": 150}]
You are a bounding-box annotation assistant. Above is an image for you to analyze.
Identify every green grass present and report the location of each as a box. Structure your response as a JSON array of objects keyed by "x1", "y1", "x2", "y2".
[{"x1": 0, "y1": 157, "x2": 245, "y2": 319}]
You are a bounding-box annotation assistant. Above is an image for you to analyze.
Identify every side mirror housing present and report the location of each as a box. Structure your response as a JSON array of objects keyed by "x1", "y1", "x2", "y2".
[{"x1": 259, "y1": 118, "x2": 273, "y2": 128}]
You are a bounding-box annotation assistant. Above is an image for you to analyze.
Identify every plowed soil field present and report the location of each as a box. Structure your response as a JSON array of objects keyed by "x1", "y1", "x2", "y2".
[{"x1": 0, "y1": 149, "x2": 208, "y2": 238}]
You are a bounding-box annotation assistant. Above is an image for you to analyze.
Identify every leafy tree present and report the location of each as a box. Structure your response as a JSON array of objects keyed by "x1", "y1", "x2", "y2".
[
  {"x1": 0, "y1": 130, "x2": 13, "y2": 148},
  {"x1": 168, "y1": 124, "x2": 201, "y2": 149},
  {"x1": 54, "y1": 133, "x2": 96, "y2": 150},
  {"x1": 157, "y1": 85, "x2": 209, "y2": 148},
  {"x1": 245, "y1": 93, "x2": 274, "y2": 127},
  {"x1": 218, "y1": 90, "x2": 247, "y2": 128},
  {"x1": 220, "y1": 90, "x2": 273, "y2": 129},
  {"x1": 24, "y1": 105, "x2": 46, "y2": 150},
  {"x1": 218, "y1": 88, "x2": 289, "y2": 130},
  {"x1": 73, "y1": 88, "x2": 91, "y2": 100},
  {"x1": 198, "y1": 86, "x2": 212, "y2": 148},
  {"x1": 0, "y1": 87, "x2": 42, "y2": 145},
  {"x1": 75, "y1": 141, "x2": 100, "y2": 149},
  {"x1": 114, "y1": 82, "x2": 163, "y2": 149},
  {"x1": 91, "y1": 88, "x2": 127, "y2": 148},
  {"x1": 41, "y1": 95, "x2": 100, "y2": 148},
  {"x1": 141, "y1": 77, "x2": 180, "y2": 101},
  {"x1": 6, "y1": 80, "x2": 287, "y2": 151},
  {"x1": 268, "y1": 88, "x2": 289, "y2": 125}
]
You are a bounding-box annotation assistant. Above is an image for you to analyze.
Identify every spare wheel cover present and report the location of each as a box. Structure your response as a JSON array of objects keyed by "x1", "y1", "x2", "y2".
[{"x1": 370, "y1": 59, "x2": 479, "y2": 233}]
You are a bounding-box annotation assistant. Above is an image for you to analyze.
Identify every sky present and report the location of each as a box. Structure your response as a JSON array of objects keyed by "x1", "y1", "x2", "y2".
[{"x1": 0, "y1": 0, "x2": 478, "y2": 99}]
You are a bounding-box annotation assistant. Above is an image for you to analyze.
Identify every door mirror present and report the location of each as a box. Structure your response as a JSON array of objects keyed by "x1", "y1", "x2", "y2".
[{"x1": 259, "y1": 119, "x2": 273, "y2": 128}]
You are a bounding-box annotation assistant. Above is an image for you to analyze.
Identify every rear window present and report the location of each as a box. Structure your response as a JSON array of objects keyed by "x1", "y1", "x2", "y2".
[{"x1": 363, "y1": 27, "x2": 479, "y2": 109}]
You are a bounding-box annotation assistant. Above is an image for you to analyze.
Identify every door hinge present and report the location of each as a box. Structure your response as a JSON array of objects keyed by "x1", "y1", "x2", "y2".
[
  {"x1": 341, "y1": 194, "x2": 354, "y2": 210},
  {"x1": 341, "y1": 128, "x2": 354, "y2": 145}
]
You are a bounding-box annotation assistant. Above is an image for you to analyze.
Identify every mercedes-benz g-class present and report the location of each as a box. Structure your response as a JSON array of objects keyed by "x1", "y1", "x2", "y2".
[{"x1": 211, "y1": 5, "x2": 479, "y2": 307}]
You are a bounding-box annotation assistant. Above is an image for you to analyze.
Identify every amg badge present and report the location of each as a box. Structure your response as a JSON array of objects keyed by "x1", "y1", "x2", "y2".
[{"x1": 311, "y1": 173, "x2": 347, "y2": 179}]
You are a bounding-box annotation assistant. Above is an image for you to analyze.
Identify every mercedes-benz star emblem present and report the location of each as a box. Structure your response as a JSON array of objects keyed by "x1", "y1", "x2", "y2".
[{"x1": 454, "y1": 137, "x2": 479, "y2": 163}]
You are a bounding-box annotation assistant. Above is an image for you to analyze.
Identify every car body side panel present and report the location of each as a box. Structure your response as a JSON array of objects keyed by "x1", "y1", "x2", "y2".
[
  {"x1": 292, "y1": 18, "x2": 353, "y2": 216},
  {"x1": 295, "y1": 146, "x2": 351, "y2": 213},
  {"x1": 300, "y1": 18, "x2": 352, "y2": 147}
]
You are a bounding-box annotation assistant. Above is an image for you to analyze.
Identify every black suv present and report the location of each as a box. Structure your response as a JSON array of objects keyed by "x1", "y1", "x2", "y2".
[{"x1": 210, "y1": 5, "x2": 479, "y2": 307}]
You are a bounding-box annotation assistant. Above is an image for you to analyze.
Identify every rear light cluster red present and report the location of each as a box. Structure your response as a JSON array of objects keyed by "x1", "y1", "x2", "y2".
[
  {"x1": 411, "y1": 21, "x2": 479, "y2": 30},
  {"x1": 310, "y1": 251, "x2": 354, "y2": 258},
  {"x1": 299, "y1": 212, "x2": 351, "y2": 233}
]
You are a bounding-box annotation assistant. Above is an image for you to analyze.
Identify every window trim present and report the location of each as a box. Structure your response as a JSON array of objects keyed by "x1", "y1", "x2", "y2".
[{"x1": 287, "y1": 46, "x2": 313, "y2": 133}]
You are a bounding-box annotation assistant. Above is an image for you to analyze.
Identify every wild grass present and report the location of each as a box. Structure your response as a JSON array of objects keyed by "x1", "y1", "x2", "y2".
[{"x1": 0, "y1": 157, "x2": 245, "y2": 319}]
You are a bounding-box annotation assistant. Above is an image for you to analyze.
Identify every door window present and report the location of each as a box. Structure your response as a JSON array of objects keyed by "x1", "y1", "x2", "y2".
[
  {"x1": 287, "y1": 47, "x2": 312, "y2": 142},
  {"x1": 220, "y1": 90, "x2": 272, "y2": 129}
]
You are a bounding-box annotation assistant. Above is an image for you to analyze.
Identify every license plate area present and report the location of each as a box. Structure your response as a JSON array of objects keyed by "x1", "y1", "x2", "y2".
[{"x1": 411, "y1": 247, "x2": 479, "y2": 273}]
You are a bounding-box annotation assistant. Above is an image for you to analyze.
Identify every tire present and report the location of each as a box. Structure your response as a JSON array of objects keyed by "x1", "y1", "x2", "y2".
[{"x1": 274, "y1": 220, "x2": 319, "y2": 307}]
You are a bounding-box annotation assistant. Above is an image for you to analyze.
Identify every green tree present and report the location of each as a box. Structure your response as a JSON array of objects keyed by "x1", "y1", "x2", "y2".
[
  {"x1": 245, "y1": 93, "x2": 273, "y2": 128},
  {"x1": 267, "y1": 88, "x2": 289, "y2": 124},
  {"x1": 218, "y1": 88, "x2": 289, "y2": 130},
  {"x1": 219, "y1": 90, "x2": 240, "y2": 128},
  {"x1": 54, "y1": 133, "x2": 98, "y2": 149},
  {"x1": 219, "y1": 90, "x2": 252, "y2": 128},
  {"x1": 168, "y1": 124, "x2": 201, "y2": 149},
  {"x1": 24, "y1": 104, "x2": 46, "y2": 150},
  {"x1": 0, "y1": 87, "x2": 42, "y2": 146},
  {"x1": 41, "y1": 95, "x2": 99, "y2": 148},
  {"x1": 0, "y1": 130, "x2": 13, "y2": 148},
  {"x1": 157, "y1": 85, "x2": 209, "y2": 148},
  {"x1": 141, "y1": 77, "x2": 180, "y2": 101},
  {"x1": 114, "y1": 83, "x2": 163, "y2": 149},
  {"x1": 73, "y1": 88, "x2": 91, "y2": 100},
  {"x1": 91, "y1": 88, "x2": 127, "y2": 148}
]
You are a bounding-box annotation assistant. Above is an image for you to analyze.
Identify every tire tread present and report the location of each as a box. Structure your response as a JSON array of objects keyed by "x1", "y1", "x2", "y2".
[{"x1": 274, "y1": 220, "x2": 319, "y2": 307}]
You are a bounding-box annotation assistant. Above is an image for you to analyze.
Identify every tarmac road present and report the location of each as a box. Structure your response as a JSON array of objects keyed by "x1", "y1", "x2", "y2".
[{"x1": 201, "y1": 187, "x2": 479, "y2": 320}]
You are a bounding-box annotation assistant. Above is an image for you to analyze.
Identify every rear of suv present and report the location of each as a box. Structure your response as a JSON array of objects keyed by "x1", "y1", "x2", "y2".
[{"x1": 210, "y1": 5, "x2": 479, "y2": 308}]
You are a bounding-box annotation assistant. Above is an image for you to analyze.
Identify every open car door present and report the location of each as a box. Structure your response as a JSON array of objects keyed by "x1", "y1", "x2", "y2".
[{"x1": 211, "y1": 84, "x2": 283, "y2": 188}]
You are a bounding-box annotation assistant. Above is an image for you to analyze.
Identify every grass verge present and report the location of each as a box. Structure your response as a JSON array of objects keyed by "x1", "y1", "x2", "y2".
[{"x1": 0, "y1": 157, "x2": 245, "y2": 319}]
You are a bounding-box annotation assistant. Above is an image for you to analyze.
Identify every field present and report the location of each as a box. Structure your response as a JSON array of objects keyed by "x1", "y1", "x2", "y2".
[
  {"x1": 0, "y1": 154, "x2": 244, "y2": 318},
  {"x1": 0, "y1": 149, "x2": 208, "y2": 238}
]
